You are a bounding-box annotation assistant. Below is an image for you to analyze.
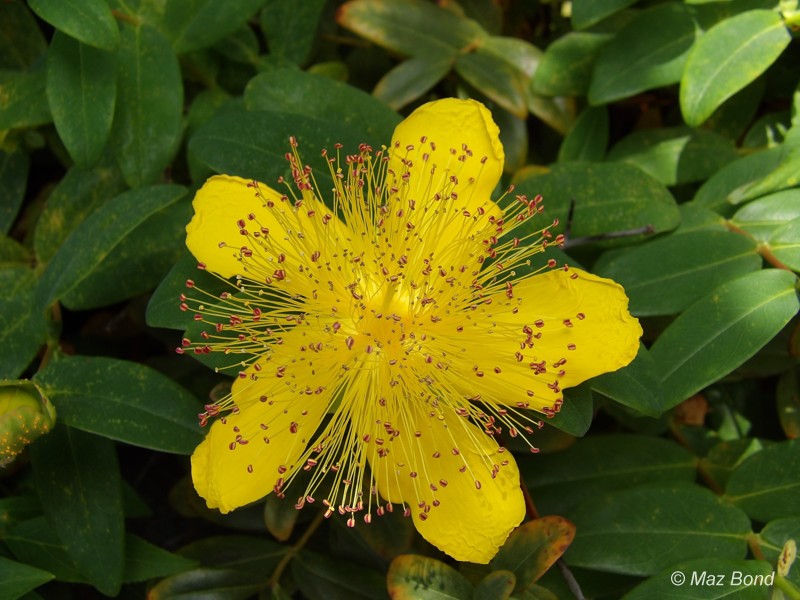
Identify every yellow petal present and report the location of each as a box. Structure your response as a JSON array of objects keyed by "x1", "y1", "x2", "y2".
[
  {"x1": 370, "y1": 403, "x2": 525, "y2": 563},
  {"x1": 185, "y1": 175, "x2": 345, "y2": 298},
  {"x1": 388, "y1": 98, "x2": 504, "y2": 211},
  {"x1": 430, "y1": 267, "x2": 642, "y2": 413},
  {"x1": 191, "y1": 331, "x2": 339, "y2": 513}
]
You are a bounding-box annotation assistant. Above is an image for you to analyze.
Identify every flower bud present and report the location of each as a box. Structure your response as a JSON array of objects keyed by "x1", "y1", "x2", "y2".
[{"x1": 0, "y1": 381, "x2": 56, "y2": 467}]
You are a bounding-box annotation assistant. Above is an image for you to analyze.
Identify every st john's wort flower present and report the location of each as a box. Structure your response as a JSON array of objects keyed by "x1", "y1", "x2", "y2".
[{"x1": 179, "y1": 98, "x2": 642, "y2": 563}]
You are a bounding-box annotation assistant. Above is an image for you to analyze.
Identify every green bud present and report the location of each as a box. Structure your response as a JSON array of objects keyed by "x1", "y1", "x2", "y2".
[{"x1": 0, "y1": 381, "x2": 56, "y2": 467}]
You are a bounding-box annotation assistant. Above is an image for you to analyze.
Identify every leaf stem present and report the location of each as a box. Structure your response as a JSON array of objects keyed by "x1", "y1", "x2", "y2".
[{"x1": 268, "y1": 508, "x2": 326, "y2": 589}]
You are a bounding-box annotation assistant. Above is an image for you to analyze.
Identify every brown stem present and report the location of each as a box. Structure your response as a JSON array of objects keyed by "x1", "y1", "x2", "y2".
[{"x1": 268, "y1": 508, "x2": 326, "y2": 589}]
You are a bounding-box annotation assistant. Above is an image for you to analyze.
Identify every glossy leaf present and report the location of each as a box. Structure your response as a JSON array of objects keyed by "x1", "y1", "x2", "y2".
[
  {"x1": 558, "y1": 106, "x2": 608, "y2": 163},
  {"x1": 767, "y1": 215, "x2": 800, "y2": 271},
  {"x1": 566, "y1": 484, "x2": 751, "y2": 575},
  {"x1": 492, "y1": 517, "x2": 575, "y2": 591},
  {"x1": 124, "y1": 535, "x2": 198, "y2": 582},
  {"x1": 607, "y1": 126, "x2": 737, "y2": 186},
  {"x1": 725, "y1": 439, "x2": 800, "y2": 521},
  {"x1": 177, "y1": 535, "x2": 285, "y2": 574},
  {"x1": 589, "y1": 3, "x2": 696, "y2": 104},
  {"x1": 730, "y1": 189, "x2": 800, "y2": 242},
  {"x1": 521, "y1": 435, "x2": 696, "y2": 515},
  {"x1": 590, "y1": 344, "x2": 665, "y2": 417},
  {"x1": 594, "y1": 230, "x2": 761, "y2": 316},
  {"x1": 622, "y1": 559, "x2": 774, "y2": 599},
  {"x1": 260, "y1": 0, "x2": 326, "y2": 64},
  {"x1": 37, "y1": 185, "x2": 187, "y2": 308},
  {"x1": 111, "y1": 23, "x2": 183, "y2": 187},
  {"x1": 5, "y1": 516, "x2": 86, "y2": 583},
  {"x1": 512, "y1": 162, "x2": 680, "y2": 241},
  {"x1": 0, "y1": 556, "x2": 53, "y2": 600},
  {"x1": 572, "y1": 0, "x2": 638, "y2": 29},
  {"x1": 0, "y1": 65, "x2": 51, "y2": 130},
  {"x1": 46, "y1": 32, "x2": 116, "y2": 168},
  {"x1": 700, "y1": 439, "x2": 764, "y2": 491},
  {"x1": 729, "y1": 128, "x2": 800, "y2": 203},
  {"x1": 263, "y1": 494, "x2": 299, "y2": 542},
  {"x1": 387, "y1": 554, "x2": 472, "y2": 600},
  {"x1": 162, "y1": 0, "x2": 268, "y2": 54},
  {"x1": 28, "y1": 0, "x2": 119, "y2": 51},
  {"x1": 337, "y1": 0, "x2": 485, "y2": 58},
  {"x1": 29, "y1": 425, "x2": 124, "y2": 596},
  {"x1": 0, "y1": 150, "x2": 29, "y2": 234},
  {"x1": 651, "y1": 269, "x2": 800, "y2": 409},
  {"x1": 531, "y1": 32, "x2": 610, "y2": 97},
  {"x1": 374, "y1": 55, "x2": 453, "y2": 110},
  {"x1": 681, "y1": 10, "x2": 791, "y2": 126},
  {"x1": 34, "y1": 355, "x2": 203, "y2": 454}
]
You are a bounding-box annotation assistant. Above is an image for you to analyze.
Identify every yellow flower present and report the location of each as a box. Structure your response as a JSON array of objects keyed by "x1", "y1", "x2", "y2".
[{"x1": 181, "y1": 98, "x2": 641, "y2": 563}]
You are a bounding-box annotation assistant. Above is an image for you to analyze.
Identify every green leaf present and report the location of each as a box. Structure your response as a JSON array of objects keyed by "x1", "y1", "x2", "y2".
[
  {"x1": 650, "y1": 269, "x2": 800, "y2": 409},
  {"x1": 60, "y1": 195, "x2": 191, "y2": 310},
  {"x1": 565, "y1": 484, "x2": 751, "y2": 576},
  {"x1": 622, "y1": 559, "x2": 774, "y2": 599},
  {"x1": 263, "y1": 493, "x2": 299, "y2": 542},
  {"x1": 387, "y1": 554, "x2": 472, "y2": 600},
  {"x1": 558, "y1": 106, "x2": 608, "y2": 163},
  {"x1": 572, "y1": 0, "x2": 638, "y2": 29},
  {"x1": 0, "y1": 267, "x2": 48, "y2": 379},
  {"x1": 0, "y1": 150, "x2": 29, "y2": 234},
  {"x1": 162, "y1": 0, "x2": 268, "y2": 54},
  {"x1": 29, "y1": 425, "x2": 124, "y2": 596},
  {"x1": 33, "y1": 160, "x2": 126, "y2": 263},
  {"x1": 0, "y1": 556, "x2": 53, "y2": 600},
  {"x1": 124, "y1": 535, "x2": 198, "y2": 582},
  {"x1": 777, "y1": 369, "x2": 800, "y2": 439},
  {"x1": 759, "y1": 517, "x2": 800, "y2": 572},
  {"x1": 547, "y1": 383, "x2": 593, "y2": 437},
  {"x1": 455, "y1": 49, "x2": 527, "y2": 118},
  {"x1": 191, "y1": 109, "x2": 392, "y2": 190},
  {"x1": 607, "y1": 126, "x2": 737, "y2": 186},
  {"x1": 147, "y1": 568, "x2": 266, "y2": 600},
  {"x1": 337, "y1": 0, "x2": 485, "y2": 58},
  {"x1": 729, "y1": 128, "x2": 800, "y2": 204},
  {"x1": 46, "y1": 32, "x2": 117, "y2": 169},
  {"x1": 730, "y1": 189, "x2": 800, "y2": 242},
  {"x1": 374, "y1": 56, "x2": 453, "y2": 111},
  {"x1": 260, "y1": 0, "x2": 326, "y2": 65},
  {"x1": 0, "y1": 2, "x2": 47, "y2": 69},
  {"x1": 177, "y1": 535, "x2": 285, "y2": 574},
  {"x1": 589, "y1": 3, "x2": 696, "y2": 105},
  {"x1": 34, "y1": 355, "x2": 203, "y2": 454},
  {"x1": 724, "y1": 439, "x2": 800, "y2": 522},
  {"x1": 5, "y1": 517, "x2": 86, "y2": 583},
  {"x1": 691, "y1": 145, "x2": 783, "y2": 214},
  {"x1": 146, "y1": 249, "x2": 229, "y2": 330},
  {"x1": 531, "y1": 32, "x2": 610, "y2": 97},
  {"x1": 28, "y1": 0, "x2": 119, "y2": 51},
  {"x1": 521, "y1": 435, "x2": 696, "y2": 516},
  {"x1": 768, "y1": 216, "x2": 800, "y2": 271},
  {"x1": 492, "y1": 516, "x2": 575, "y2": 591},
  {"x1": 511, "y1": 162, "x2": 680, "y2": 241},
  {"x1": 0, "y1": 496, "x2": 42, "y2": 536},
  {"x1": 244, "y1": 67, "x2": 400, "y2": 143},
  {"x1": 37, "y1": 184, "x2": 187, "y2": 308},
  {"x1": 699, "y1": 438, "x2": 764, "y2": 491},
  {"x1": 590, "y1": 344, "x2": 665, "y2": 417},
  {"x1": 111, "y1": 23, "x2": 183, "y2": 187},
  {"x1": 0, "y1": 65, "x2": 52, "y2": 130},
  {"x1": 293, "y1": 550, "x2": 390, "y2": 600},
  {"x1": 594, "y1": 230, "x2": 761, "y2": 316},
  {"x1": 474, "y1": 570, "x2": 515, "y2": 600},
  {"x1": 681, "y1": 10, "x2": 791, "y2": 126}
]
